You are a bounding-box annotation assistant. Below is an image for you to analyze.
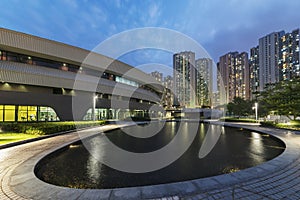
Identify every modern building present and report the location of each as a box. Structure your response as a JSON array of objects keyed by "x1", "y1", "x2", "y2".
[
  {"x1": 162, "y1": 75, "x2": 173, "y2": 109},
  {"x1": 211, "y1": 91, "x2": 220, "y2": 108},
  {"x1": 279, "y1": 29, "x2": 300, "y2": 81},
  {"x1": 258, "y1": 31, "x2": 285, "y2": 91},
  {"x1": 150, "y1": 71, "x2": 163, "y2": 83},
  {"x1": 249, "y1": 46, "x2": 259, "y2": 100},
  {"x1": 195, "y1": 58, "x2": 213, "y2": 107},
  {"x1": 0, "y1": 28, "x2": 164, "y2": 122},
  {"x1": 173, "y1": 51, "x2": 196, "y2": 108},
  {"x1": 218, "y1": 52, "x2": 250, "y2": 104}
]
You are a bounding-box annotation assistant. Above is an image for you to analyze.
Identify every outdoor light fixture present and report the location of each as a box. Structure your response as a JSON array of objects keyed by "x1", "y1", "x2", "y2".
[
  {"x1": 92, "y1": 94, "x2": 98, "y2": 121},
  {"x1": 252, "y1": 102, "x2": 258, "y2": 122}
]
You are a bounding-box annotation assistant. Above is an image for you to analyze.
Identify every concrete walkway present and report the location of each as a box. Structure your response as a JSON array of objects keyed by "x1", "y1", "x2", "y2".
[{"x1": 0, "y1": 122, "x2": 300, "y2": 199}]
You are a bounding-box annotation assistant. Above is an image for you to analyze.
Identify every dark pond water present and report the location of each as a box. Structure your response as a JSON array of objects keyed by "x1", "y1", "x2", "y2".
[{"x1": 35, "y1": 122, "x2": 285, "y2": 189}]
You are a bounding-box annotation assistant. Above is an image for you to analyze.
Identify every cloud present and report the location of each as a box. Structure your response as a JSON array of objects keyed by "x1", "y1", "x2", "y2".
[
  {"x1": 149, "y1": 3, "x2": 160, "y2": 19},
  {"x1": 1, "y1": 0, "x2": 300, "y2": 67}
]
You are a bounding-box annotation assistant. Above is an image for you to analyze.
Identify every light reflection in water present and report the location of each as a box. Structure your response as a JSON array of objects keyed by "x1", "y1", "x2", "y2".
[
  {"x1": 87, "y1": 154, "x2": 101, "y2": 182},
  {"x1": 86, "y1": 137, "x2": 105, "y2": 182},
  {"x1": 249, "y1": 132, "x2": 264, "y2": 164},
  {"x1": 198, "y1": 123, "x2": 205, "y2": 140},
  {"x1": 221, "y1": 126, "x2": 225, "y2": 135}
]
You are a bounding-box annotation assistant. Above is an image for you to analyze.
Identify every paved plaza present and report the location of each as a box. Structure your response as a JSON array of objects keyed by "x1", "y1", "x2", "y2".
[{"x1": 1, "y1": 122, "x2": 300, "y2": 199}]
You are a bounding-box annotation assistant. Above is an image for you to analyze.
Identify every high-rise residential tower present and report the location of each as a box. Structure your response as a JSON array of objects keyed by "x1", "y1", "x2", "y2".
[
  {"x1": 218, "y1": 52, "x2": 250, "y2": 104},
  {"x1": 163, "y1": 75, "x2": 174, "y2": 109},
  {"x1": 195, "y1": 58, "x2": 213, "y2": 107},
  {"x1": 279, "y1": 29, "x2": 300, "y2": 80},
  {"x1": 150, "y1": 71, "x2": 163, "y2": 82},
  {"x1": 258, "y1": 31, "x2": 285, "y2": 91},
  {"x1": 249, "y1": 46, "x2": 259, "y2": 100},
  {"x1": 173, "y1": 51, "x2": 196, "y2": 108}
]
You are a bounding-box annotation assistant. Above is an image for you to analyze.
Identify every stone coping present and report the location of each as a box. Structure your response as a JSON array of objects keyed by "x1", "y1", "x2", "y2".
[{"x1": 1, "y1": 122, "x2": 300, "y2": 199}]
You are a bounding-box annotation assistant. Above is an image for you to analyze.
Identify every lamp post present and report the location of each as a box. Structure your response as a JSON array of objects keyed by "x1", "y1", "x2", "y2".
[
  {"x1": 92, "y1": 94, "x2": 98, "y2": 121},
  {"x1": 253, "y1": 102, "x2": 258, "y2": 122}
]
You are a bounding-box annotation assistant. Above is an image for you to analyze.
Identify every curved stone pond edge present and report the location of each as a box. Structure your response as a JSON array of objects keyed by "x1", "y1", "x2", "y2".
[{"x1": 2, "y1": 121, "x2": 300, "y2": 199}]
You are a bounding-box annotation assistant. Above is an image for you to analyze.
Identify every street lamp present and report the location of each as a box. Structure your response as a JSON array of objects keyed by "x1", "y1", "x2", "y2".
[
  {"x1": 92, "y1": 94, "x2": 98, "y2": 121},
  {"x1": 252, "y1": 102, "x2": 258, "y2": 122}
]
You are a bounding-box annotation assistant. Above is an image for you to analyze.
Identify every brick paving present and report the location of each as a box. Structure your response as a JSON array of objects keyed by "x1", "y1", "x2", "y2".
[{"x1": 0, "y1": 122, "x2": 300, "y2": 199}]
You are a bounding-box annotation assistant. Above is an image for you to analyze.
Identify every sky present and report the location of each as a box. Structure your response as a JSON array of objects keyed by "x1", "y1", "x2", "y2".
[{"x1": 1, "y1": 0, "x2": 300, "y2": 76}]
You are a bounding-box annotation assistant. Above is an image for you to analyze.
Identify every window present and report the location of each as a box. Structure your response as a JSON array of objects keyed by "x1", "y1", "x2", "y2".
[
  {"x1": 0, "y1": 105, "x2": 3, "y2": 121},
  {"x1": 17, "y1": 106, "x2": 37, "y2": 121},
  {"x1": 53, "y1": 88, "x2": 63, "y2": 94},
  {"x1": 4, "y1": 105, "x2": 15, "y2": 121},
  {"x1": 28, "y1": 106, "x2": 37, "y2": 121},
  {"x1": 38, "y1": 107, "x2": 59, "y2": 121},
  {"x1": 0, "y1": 105, "x2": 58, "y2": 122},
  {"x1": 18, "y1": 106, "x2": 28, "y2": 121}
]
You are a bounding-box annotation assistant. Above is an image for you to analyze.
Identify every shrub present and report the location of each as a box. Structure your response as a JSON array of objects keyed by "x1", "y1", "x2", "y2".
[
  {"x1": 0, "y1": 121, "x2": 105, "y2": 135},
  {"x1": 220, "y1": 117, "x2": 257, "y2": 123},
  {"x1": 260, "y1": 120, "x2": 300, "y2": 131},
  {"x1": 260, "y1": 121, "x2": 276, "y2": 127}
]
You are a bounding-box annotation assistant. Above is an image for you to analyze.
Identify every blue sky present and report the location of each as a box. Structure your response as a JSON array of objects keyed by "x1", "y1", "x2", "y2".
[{"x1": 1, "y1": 0, "x2": 300, "y2": 76}]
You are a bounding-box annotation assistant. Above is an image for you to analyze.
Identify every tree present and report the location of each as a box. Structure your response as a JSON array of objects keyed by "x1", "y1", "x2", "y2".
[
  {"x1": 259, "y1": 78, "x2": 300, "y2": 120},
  {"x1": 227, "y1": 97, "x2": 252, "y2": 117}
]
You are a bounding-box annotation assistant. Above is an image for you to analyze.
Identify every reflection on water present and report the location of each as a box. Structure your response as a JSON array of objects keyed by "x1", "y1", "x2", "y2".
[
  {"x1": 249, "y1": 132, "x2": 264, "y2": 164},
  {"x1": 35, "y1": 122, "x2": 285, "y2": 189},
  {"x1": 87, "y1": 154, "x2": 101, "y2": 182}
]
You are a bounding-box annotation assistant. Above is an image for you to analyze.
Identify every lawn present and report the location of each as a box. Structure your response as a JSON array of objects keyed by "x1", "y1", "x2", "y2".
[
  {"x1": 0, "y1": 133, "x2": 38, "y2": 145},
  {"x1": 260, "y1": 120, "x2": 300, "y2": 131},
  {"x1": 220, "y1": 117, "x2": 258, "y2": 123},
  {"x1": 0, "y1": 121, "x2": 106, "y2": 145}
]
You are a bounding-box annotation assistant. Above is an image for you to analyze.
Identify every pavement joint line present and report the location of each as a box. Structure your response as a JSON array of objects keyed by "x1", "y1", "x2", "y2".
[{"x1": 1, "y1": 163, "x2": 26, "y2": 200}]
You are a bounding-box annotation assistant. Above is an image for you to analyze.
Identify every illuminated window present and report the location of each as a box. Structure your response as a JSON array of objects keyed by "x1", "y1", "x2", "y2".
[
  {"x1": 17, "y1": 106, "x2": 37, "y2": 121},
  {"x1": 38, "y1": 106, "x2": 59, "y2": 121},
  {"x1": 28, "y1": 106, "x2": 37, "y2": 121},
  {"x1": 0, "y1": 105, "x2": 3, "y2": 121},
  {"x1": 18, "y1": 106, "x2": 28, "y2": 121},
  {"x1": 4, "y1": 105, "x2": 15, "y2": 121}
]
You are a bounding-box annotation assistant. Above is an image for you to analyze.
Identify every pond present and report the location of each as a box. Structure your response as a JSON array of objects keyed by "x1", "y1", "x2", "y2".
[{"x1": 35, "y1": 122, "x2": 285, "y2": 189}]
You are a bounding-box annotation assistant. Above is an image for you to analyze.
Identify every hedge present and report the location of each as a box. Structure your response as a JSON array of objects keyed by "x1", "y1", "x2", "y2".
[
  {"x1": 0, "y1": 121, "x2": 106, "y2": 135},
  {"x1": 220, "y1": 117, "x2": 258, "y2": 123}
]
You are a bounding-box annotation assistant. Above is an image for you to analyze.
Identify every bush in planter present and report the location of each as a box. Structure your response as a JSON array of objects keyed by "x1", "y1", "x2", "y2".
[
  {"x1": 0, "y1": 121, "x2": 105, "y2": 135},
  {"x1": 260, "y1": 121, "x2": 276, "y2": 127}
]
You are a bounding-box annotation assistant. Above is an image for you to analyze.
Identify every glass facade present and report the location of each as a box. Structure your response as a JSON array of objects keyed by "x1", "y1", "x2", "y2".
[
  {"x1": 116, "y1": 76, "x2": 139, "y2": 87},
  {"x1": 38, "y1": 107, "x2": 59, "y2": 121},
  {"x1": 0, "y1": 105, "x2": 59, "y2": 122},
  {"x1": 83, "y1": 108, "x2": 150, "y2": 120},
  {"x1": 84, "y1": 108, "x2": 115, "y2": 120}
]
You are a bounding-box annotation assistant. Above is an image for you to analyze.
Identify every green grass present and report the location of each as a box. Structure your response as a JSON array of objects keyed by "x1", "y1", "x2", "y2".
[
  {"x1": 260, "y1": 120, "x2": 300, "y2": 130},
  {"x1": 0, "y1": 132, "x2": 38, "y2": 145},
  {"x1": 0, "y1": 121, "x2": 106, "y2": 145},
  {"x1": 220, "y1": 117, "x2": 258, "y2": 123}
]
